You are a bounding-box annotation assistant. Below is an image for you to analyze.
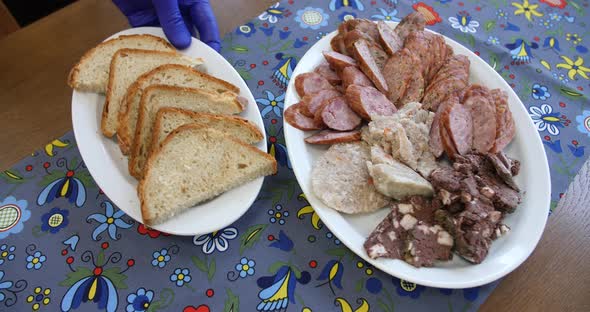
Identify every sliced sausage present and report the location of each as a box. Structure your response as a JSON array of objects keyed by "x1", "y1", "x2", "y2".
[
  {"x1": 343, "y1": 29, "x2": 374, "y2": 55},
  {"x1": 426, "y1": 34, "x2": 450, "y2": 82},
  {"x1": 463, "y1": 95, "x2": 497, "y2": 153},
  {"x1": 294, "y1": 72, "x2": 335, "y2": 97},
  {"x1": 394, "y1": 11, "x2": 426, "y2": 41},
  {"x1": 423, "y1": 76, "x2": 468, "y2": 111},
  {"x1": 462, "y1": 84, "x2": 491, "y2": 101},
  {"x1": 330, "y1": 33, "x2": 347, "y2": 55},
  {"x1": 300, "y1": 89, "x2": 342, "y2": 117},
  {"x1": 284, "y1": 102, "x2": 325, "y2": 131},
  {"x1": 382, "y1": 48, "x2": 412, "y2": 104},
  {"x1": 377, "y1": 21, "x2": 402, "y2": 55},
  {"x1": 404, "y1": 31, "x2": 433, "y2": 77},
  {"x1": 345, "y1": 85, "x2": 397, "y2": 120},
  {"x1": 320, "y1": 96, "x2": 362, "y2": 131},
  {"x1": 322, "y1": 51, "x2": 358, "y2": 73},
  {"x1": 352, "y1": 39, "x2": 389, "y2": 93},
  {"x1": 428, "y1": 55, "x2": 470, "y2": 87},
  {"x1": 304, "y1": 129, "x2": 361, "y2": 144},
  {"x1": 341, "y1": 66, "x2": 374, "y2": 89},
  {"x1": 490, "y1": 89, "x2": 516, "y2": 152},
  {"x1": 443, "y1": 101, "x2": 473, "y2": 155},
  {"x1": 399, "y1": 68, "x2": 425, "y2": 105},
  {"x1": 314, "y1": 63, "x2": 341, "y2": 86},
  {"x1": 429, "y1": 97, "x2": 455, "y2": 158},
  {"x1": 347, "y1": 19, "x2": 381, "y2": 42}
]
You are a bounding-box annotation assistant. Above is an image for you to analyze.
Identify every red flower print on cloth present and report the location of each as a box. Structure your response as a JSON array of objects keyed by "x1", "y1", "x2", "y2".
[
  {"x1": 137, "y1": 224, "x2": 170, "y2": 238},
  {"x1": 540, "y1": 0, "x2": 567, "y2": 9},
  {"x1": 412, "y1": 2, "x2": 442, "y2": 25}
]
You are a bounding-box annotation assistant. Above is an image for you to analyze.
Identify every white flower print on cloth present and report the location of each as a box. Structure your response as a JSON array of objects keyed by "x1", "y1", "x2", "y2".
[
  {"x1": 193, "y1": 227, "x2": 238, "y2": 254},
  {"x1": 529, "y1": 103, "x2": 564, "y2": 135},
  {"x1": 295, "y1": 7, "x2": 329, "y2": 30},
  {"x1": 258, "y1": 3, "x2": 285, "y2": 24},
  {"x1": 449, "y1": 12, "x2": 479, "y2": 33}
]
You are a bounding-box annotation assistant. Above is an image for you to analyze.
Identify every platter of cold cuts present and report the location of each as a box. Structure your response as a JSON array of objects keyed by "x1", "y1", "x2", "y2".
[{"x1": 283, "y1": 13, "x2": 550, "y2": 288}]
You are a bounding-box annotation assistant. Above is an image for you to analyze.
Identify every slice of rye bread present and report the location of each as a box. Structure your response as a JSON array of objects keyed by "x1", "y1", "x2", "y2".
[
  {"x1": 151, "y1": 107, "x2": 263, "y2": 156},
  {"x1": 129, "y1": 85, "x2": 244, "y2": 178},
  {"x1": 138, "y1": 125, "x2": 277, "y2": 225},
  {"x1": 101, "y1": 49, "x2": 203, "y2": 137},
  {"x1": 68, "y1": 34, "x2": 175, "y2": 93},
  {"x1": 116, "y1": 64, "x2": 240, "y2": 155}
]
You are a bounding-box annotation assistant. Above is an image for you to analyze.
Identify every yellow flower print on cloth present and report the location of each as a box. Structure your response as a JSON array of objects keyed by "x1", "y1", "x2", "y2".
[
  {"x1": 26, "y1": 287, "x2": 51, "y2": 311},
  {"x1": 556, "y1": 56, "x2": 590, "y2": 80},
  {"x1": 512, "y1": 0, "x2": 543, "y2": 22}
]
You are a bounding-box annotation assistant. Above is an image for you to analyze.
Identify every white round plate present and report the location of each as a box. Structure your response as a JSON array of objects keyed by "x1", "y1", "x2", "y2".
[
  {"x1": 283, "y1": 23, "x2": 551, "y2": 288},
  {"x1": 72, "y1": 27, "x2": 267, "y2": 236}
]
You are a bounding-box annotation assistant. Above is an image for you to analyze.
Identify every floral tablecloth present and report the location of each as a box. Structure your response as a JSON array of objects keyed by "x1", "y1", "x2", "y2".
[{"x1": 1, "y1": 0, "x2": 588, "y2": 311}]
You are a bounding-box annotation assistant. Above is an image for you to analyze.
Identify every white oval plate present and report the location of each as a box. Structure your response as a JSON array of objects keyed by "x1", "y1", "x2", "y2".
[
  {"x1": 284, "y1": 23, "x2": 551, "y2": 288},
  {"x1": 72, "y1": 27, "x2": 267, "y2": 236}
]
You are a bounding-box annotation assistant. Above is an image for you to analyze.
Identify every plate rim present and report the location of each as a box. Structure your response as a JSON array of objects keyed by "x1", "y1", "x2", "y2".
[
  {"x1": 283, "y1": 22, "x2": 551, "y2": 288},
  {"x1": 71, "y1": 26, "x2": 267, "y2": 236}
]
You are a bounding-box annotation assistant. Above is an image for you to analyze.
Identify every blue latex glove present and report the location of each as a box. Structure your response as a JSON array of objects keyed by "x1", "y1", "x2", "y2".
[{"x1": 112, "y1": 0, "x2": 221, "y2": 51}]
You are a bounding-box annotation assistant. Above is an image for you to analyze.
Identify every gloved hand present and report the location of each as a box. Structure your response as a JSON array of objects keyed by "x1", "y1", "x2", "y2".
[{"x1": 113, "y1": 0, "x2": 221, "y2": 51}]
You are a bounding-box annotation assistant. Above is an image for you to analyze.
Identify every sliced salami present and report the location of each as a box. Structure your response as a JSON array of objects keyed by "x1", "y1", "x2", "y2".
[
  {"x1": 341, "y1": 66, "x2": 374, "y2": 89},
  {"x1": 394, "y1": 11, "x2": 426, "y2": 41},
  {"x1": 345, "y1": 85, "x2": 397, "y2": 120},
  {"x1": 294, "y1": 72, "x2": 335, "y2": 97},
  {"x1": 377, "y1": 21, "x2": 403, "y2": 55},
  {"x1": 320, "y1": 96, "x2": 362, "y2": 131},
  {"x1": 300, "y1": 89, "x2": 342, "y2": 117},
  {"x1": 284, "y1": 102, "x2": 325, "y2": 131},
  {"x1": 352, "y1": 39, "x2": 389, "y2": 93},
  {"x1": 304, "y1": 129, "x2": 361, "y2": 144},
  {"x1": 463, "y1": 95, "x2": 497, "y2": 153},
  {"x1": 490, "y1": 89, "x2": 516, "y2": 152},
  {"x1": 443, "y1": 101, "x2": 473, "y2": 155},
  {"x1": 322, "y1": 51, "x2": 358, "y2": 73},
  {"x1": 314, "y1": 63, "x2": 341, "y2": 86}
]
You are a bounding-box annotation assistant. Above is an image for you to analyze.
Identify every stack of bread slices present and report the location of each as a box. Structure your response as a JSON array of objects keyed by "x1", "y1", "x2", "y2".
[{"x1": 69, "y1": 34, "x2": 276, "y2": 225}]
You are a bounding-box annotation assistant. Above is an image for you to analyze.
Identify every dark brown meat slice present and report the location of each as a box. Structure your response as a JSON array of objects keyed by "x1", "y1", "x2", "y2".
[
  {"x1": 382, "y1": 48, "x2": 415, "y2": 104},
  {"x1": 404, "y1": 222, "x2": 453, "y2": 267},
  {"x1": 294, "y1": 72, "x2": 335, "y2": 97},
  {"x1": 399, "y1": 68, "x2": 425, "y2": 105},
  {"x1": 463, "y1": 95, "x2": 496, "y2": 153},
  {"x1": 475, "y1": 174, "x2": 521, "y2": 213},
  {"x1": 444, "y1": 101, "x2": 473, "y2": 155},
  {"x1": 403, "y1": 31, "x2": 432, "y2": 77},
  {"x1": 377, "y1": 21, "x2": 403, "y2": 55},
  {"x1": 487, "y1": 153, "x2": 520, "y2": 191},
  {"x1": 300, "y1": 89, "x2": 342, "y2": 117},
  {"x1": 284, "y1": 102, "x2": 325, "y2": 131},
  {"x1": 304, "y1": 129, "x2": 361, "y2": 144},
  {"x1": 341, "y1": 66, "x2": 374, "y2": 89},
  {"x1": 345, "y1": 85, "x2": 397, "y2": 120},
  {"x1": 313, "y1": 63, "x2": 341, "y2": 86},
  {"x1": 319, "y1": 96, "x2": 362, "y2": 131},
  {"x1": 430, "y1": 167, "x2": 463, "y2": 192},
  {"x1": 364, "y1": 209, "x2": 406, "y2": 260},
  {"x1": 490, "y1": 89, "x2": 516, "y2": 153},
  {"x1": 396, "y1": 196, "x2": 437, "y2": 224},
  {"x1": 429, "y1": 97, "x2": 455, "y2": 157},
  {"x1": 322, "y1": 51, "x2": 358, "y2": 73},
  {"x1": 352, "y1": 39, "x2": 389, "y2": 93},
  {"x1": 394, "y1": 11, "x2": 426, "y2": 41}
]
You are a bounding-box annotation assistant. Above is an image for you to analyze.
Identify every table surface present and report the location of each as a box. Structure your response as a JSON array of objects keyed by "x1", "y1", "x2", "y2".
[{"x1": 0, "y1": 1, "x2": 588, "y2": 310}]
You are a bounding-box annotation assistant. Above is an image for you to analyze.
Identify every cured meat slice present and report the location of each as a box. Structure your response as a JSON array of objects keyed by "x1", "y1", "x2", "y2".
[
  {"x1": 343, "y1": 29, "x2": 374, "y2": 55},
  {"x1": 347, "y1": 19, "x2": 381, "y2": 41},
  {"x1": 304, "y1": 129, "x2": 361, "y2": 144},
  {"x1": 364, "y1": 208, "x2": 406, "y2": 260},
  {"x1": 345, "y1": 85, "x2": 397, "y2": 120},
  {"x1": 284, "y1": 102, "x2": 324, "y2": 131},
  {"x1": 442, "y1": 101, "x2": 473, "y2": 156},
  {"x1": 429, "y1": 97, "x2": 455, "y2": 158},
  {"x1": 330, "y1": 33, "x2": 347, "y2": 55},
  {"x1": 490, "y1": 89, "x2": 516, "y2": 152},
  {"x1": 404, "y1": 223, "x2": 453, "y2": 267},
  {"x1": 300, "y1": 89, "x2": 341, "y2": 117},
  {"x1": 294, "y1": 72, "x2": 334, "y2": 97},
  {"x1": 352, "y1": 39, "x2": 389, "y2": 93},
  {"x1": 403, "y1": 31, "x2": 433, "y2": 77},
  {"x1": 322, "y1": 51, "x2": 358, "y2": 73},
  {"x1": 377, "y1": 21, "x2": 403, "y2": 55},
  {"x1": 425, "y1": 34, "x2": 450, "y2": 82},
  {"x1": 463, "y1": 95, "x2": 497, "y2": 153},
  {"x1": 462, "y1": 84, "x2": 491, "y2": 101},
  {"x1": 399, "y1": 69, "x2": 425, "y2": 105},
  {"x1": 341, "y1": 66, "x2": 374, "y2": 89},
  {"x1": 382, "y1": 48, "x2": 416, "y2": 104},
  {"x1": 394, "y1": 11, "x2": 426, "y2": 41},
  {"x1": 320, "y1": 96, "x2": 362, "y2": 131},
  {"x1": 313, "y1": 63, "x2": 341, "y2": 86}
]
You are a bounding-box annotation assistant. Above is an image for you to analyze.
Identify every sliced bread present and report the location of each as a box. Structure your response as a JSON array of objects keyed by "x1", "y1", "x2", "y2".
[
  {"x1": 101, "y1": 49, "x2": 203, "y2": 137},
  {"x1": 152, "y1": 108, "x2": 263, "y2": 154},
  {"x1": 117, "y1": 64, "x2": 240, "y2": 154},
  {"x1": 139, "y1": 125, "x2": 277, "y2": 225},
  {"x1": 68, "y1": 34, "x2": 174, "y2": 93},
  {"x1": 129, "y1": 85, "x2": 244, "y2": 178}
]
